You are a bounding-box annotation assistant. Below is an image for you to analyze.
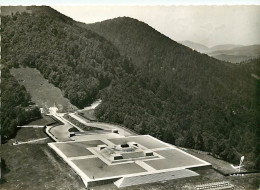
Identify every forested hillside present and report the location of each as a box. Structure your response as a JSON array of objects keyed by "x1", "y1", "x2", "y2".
[
  {"x1": 241, "y1": 58, "x2": 260, "y2": 76},
  {"x1": 1, "y1": 7, "x2": 259, "y2": 169},
  {"x1": 0, "y1": 68, "x2": 41, "y2": 143},
  {"x1": 1, "y1": 7, "x2": 133, "y2": 108},
  {"x1": 87, "y1": 17, "x2": 260, "y2": 169}
]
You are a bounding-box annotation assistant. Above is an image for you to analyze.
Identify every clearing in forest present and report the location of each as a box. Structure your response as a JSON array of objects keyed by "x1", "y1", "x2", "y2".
[{"x1": 10, "y1": 67, "x2": 78, "y2": 113}]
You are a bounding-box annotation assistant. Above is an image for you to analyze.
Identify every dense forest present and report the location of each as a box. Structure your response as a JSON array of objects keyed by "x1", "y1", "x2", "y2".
[
  {"x1": 1, "y1": 7, "x2": 260, "y2": 169},
  {"x1": 88, "y1": 17, "x2": 260, "y2": 169},
  {"x1": 0, "y1": 68, "x2": 41, "y2": 143},
  {"x1": 1, "y1": 7, "x2": 132, "y2": 108}
]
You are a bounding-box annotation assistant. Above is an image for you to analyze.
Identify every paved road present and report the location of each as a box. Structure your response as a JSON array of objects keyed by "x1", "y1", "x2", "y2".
[
  {"x1": 13, "y1": 137, "x2": 49, "y2": 145},
  {"x1": 69, "y1": 113, "x2": 134, "y2": 137},
  {"x1": 17, "y1": 125, "x2": 44, "y2": 128},
  {"x1": 82, "y1": 99, "x2": 102, "y2": 111},
  {"x1": 48, "y1": 113, "x2": 83, "y2": 142}
]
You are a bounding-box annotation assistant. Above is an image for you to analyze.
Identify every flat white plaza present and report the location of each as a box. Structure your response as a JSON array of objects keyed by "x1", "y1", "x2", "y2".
[{"x1": 49, "y1": 133, "x2": 211, "y2": 188}]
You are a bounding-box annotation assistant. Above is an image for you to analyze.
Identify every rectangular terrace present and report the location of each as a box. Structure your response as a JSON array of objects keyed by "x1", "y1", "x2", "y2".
[{"x1": 49, "y1": 134, "x2": 211, "y2": 185}]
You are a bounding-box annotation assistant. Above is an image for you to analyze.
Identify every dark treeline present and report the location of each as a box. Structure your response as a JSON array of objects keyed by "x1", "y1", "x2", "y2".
[
  {"x1": 0, "y1": 158, "x2": 8, "y2": 185},
  {"x1": 0, "y1": 68, "x2": 41, "y2": 143},
  {"x1": 1, "y1": 7, "x2": 260, "y2": 169},
  {"x1": 0, "y1": 158, "x2": 8, "y2": 184}
]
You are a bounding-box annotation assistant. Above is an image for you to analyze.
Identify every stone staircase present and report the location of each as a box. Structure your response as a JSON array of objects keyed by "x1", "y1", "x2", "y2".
[{"x1": 114, "y1": 169, "x2": 199, "y2": 188}]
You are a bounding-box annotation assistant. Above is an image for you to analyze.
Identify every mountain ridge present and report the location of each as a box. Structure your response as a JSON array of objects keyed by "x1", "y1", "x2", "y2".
[
  {"x1": 178, "y1": 40, "x2": 260, "y2": 63},
  {"x1": 210, "y1": 44, "x2": 244, "y2": 51},
  {"x1": 1, "y1": 6, "x2": 73, "y2": 23},
  {"x1": 178, "y1": 40, "x2": 210, "y2": 53}
]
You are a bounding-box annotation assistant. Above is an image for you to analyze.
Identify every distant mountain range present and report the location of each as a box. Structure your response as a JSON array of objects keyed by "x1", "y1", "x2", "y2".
[
  {"x1": 179, "y1": 40, "x2": 260, "y2": 63},
  {"x1": 179, "y1": 40, "x2": 210, "y2": 54}
]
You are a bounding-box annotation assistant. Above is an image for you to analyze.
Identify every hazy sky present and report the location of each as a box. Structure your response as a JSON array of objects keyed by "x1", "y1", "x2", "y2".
[
  {"x1": 53, "y1": 6, "x2": 260, "y2": 47},
  {"x1": 4, "y1": 0, "x2": 260, "y2": 6}
]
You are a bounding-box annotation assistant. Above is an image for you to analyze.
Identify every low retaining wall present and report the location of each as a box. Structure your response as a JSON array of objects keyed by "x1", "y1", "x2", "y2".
[{"x1": 87, "y1": 177, "x2": 120, "y2": 187}]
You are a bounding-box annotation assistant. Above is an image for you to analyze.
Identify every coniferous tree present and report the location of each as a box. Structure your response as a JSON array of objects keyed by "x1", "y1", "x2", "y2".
[
  {"x1": 195, "y1": 133, "x2": 205, "y2": 151},
  {"x1": 183, "y1": 131, "x2": 195, "y2": 149}
]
